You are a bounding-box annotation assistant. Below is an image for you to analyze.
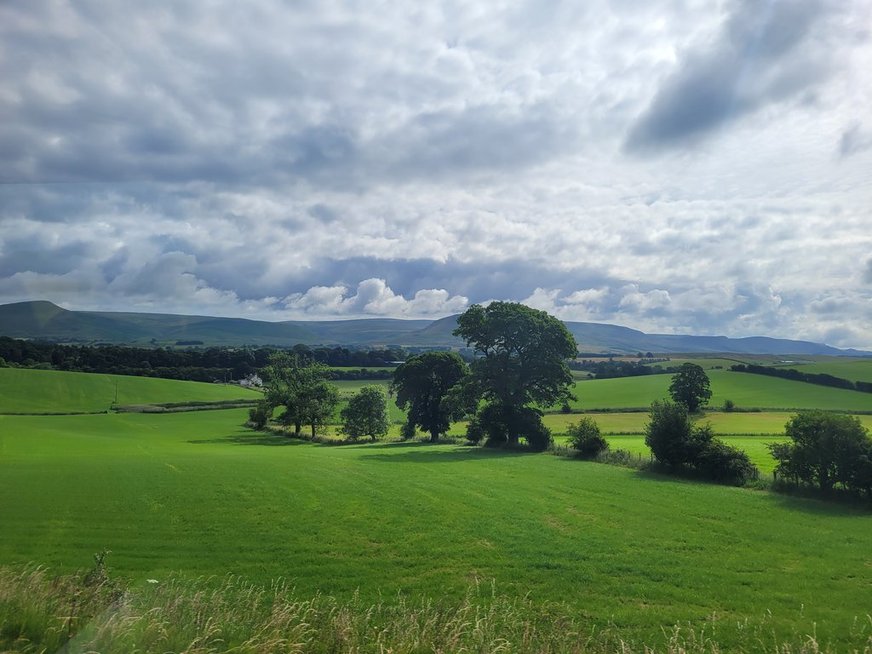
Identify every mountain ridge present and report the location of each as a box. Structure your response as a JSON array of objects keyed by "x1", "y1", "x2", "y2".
[{"x1": 0, "y1": 300, "x2": 867, "y2": 356}]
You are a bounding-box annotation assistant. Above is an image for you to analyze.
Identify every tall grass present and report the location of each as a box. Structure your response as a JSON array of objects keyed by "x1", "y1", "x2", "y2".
[{"x1": 2, "y1": 565, "x2": 870, "y2": 653}]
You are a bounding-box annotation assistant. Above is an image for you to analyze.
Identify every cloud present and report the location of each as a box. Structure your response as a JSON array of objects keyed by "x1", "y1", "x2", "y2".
[
  {"x1": 0, "y1": 1, "x2": 870, "y2": 349},
  {"x1": 839, "y1": 123, "x2": 872, "y2": 158},
  {"x1": 625, "y1": 0, "x2": 843, "y2": 152},
  {"x1": 283, "y1": 278, "x2": 468, "y2": 318}
]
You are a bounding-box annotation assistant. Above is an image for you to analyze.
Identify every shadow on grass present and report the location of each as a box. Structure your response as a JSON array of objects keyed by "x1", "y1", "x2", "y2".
[
  {"x1": 188, "y1": 432, "x2": 309, "y2": 446},
  {"x1": 359, "y1": 442, "x2": 532, "y2": 463}
]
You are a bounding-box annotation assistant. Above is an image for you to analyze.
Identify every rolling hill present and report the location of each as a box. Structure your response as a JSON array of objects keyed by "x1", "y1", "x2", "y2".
[{"x1": 0, "y1": 300, "x2": 867, "y2": 355}]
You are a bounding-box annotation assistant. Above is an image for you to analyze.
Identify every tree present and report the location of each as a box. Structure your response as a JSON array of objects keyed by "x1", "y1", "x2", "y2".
[
  {"x1": 646, "y1": 400, "x2": 755, "y2": 484},
  {"x1": 453, "y1": 302, "x2": 578, "y2": 450},
  {"x1": 566, "y1": 417, "x2": 608, "y2": 458},
  {"x1": 668, "y1": 363, "x2": 712, "y2": 412},
  {"x1": 645, "y1": 400, "x2": 707, "y2": 467},
  {"x1": 341, "y1": 385, "x2": 390, "y2": 441},
  {"x1": 390, "y1": 351, "x2": 468, "y2": 443},
  {"x1": 263, "y1": 352, "x2": 338, "y2": 438},
  {"x1": 770, "y1": 411, "x2": 872, "y2": 494}
]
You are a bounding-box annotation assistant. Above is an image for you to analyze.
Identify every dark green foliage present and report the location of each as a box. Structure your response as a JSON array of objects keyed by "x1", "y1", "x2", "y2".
[
  {"x1": 732, "y1": 363, "x2": 869, "y2": 393},
  {"x1": 770, "y1": 411, "x2": 872, "y2": 495},
  {"x1": 264, "y1": 352, "x2": 339, "y2": 438},
  {"x1": 694, "y1": 440, "x2": 756, "y2": 484},
  {"x1": 668, "y1": 363, "x2": 712, "y2": 412},
  {"x1": 722, "y1": 398, "x2": 735, "y2": 412},
  {"x1": 645, "y1": 401, "x2": 704, "y2": 467},
  {"x1": 453, "y1": 302, "x2": 576, "y2": 449},
  {"x1": 391, "y1": 351, "x2": 468, "y2": 442},
  {"x1": 247, "y1": 400, "x2": 271, "y2": 430},
  {"x1": 400, "y1": 419, "x2": 417, "y2": 441},
  {"x1": 646, "y1": 400, "x2": 756, "y2": 484},
  {"x1": 566, "y1": 417, "x2": 608, "y2": 458},
  {"x1": 340, "y1": 386, "x2": 390, "y2": 442}
]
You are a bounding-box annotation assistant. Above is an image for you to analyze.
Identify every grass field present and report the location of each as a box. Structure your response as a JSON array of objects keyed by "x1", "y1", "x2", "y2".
[
  {"x1": 0, "y1": 368, "x2": 260, "y2": 414},
  {"x1": 2, "y1": 407, "x2": 872, "y2": 649},
  {"x1": 780, "y1": 357, "x2": 872, "y2": 383},
  {"x1": 568, "y1": 369, "x2": 872, "y2": 411}
]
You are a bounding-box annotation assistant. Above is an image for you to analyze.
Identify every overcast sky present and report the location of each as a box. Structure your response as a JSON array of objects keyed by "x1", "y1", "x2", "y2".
[{"x1": 1, "y1": 0, "x2": 871, "y2": 348}]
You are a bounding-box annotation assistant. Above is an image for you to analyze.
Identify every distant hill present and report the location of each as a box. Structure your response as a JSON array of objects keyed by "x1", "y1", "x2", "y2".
[{"x1": 0, "y1": 300, "x2": 867, "y2": 355}]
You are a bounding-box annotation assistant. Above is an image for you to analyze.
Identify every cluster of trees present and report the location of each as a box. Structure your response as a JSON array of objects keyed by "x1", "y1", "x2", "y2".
[
  {"x1": 731, "y1": 363, "x2": 872, "y2": 393},
  {"x1": 569, "y1": 359, "x2": 683, "y2": 380},
  {"x1": 645, "y1": 400, "x2": 756, "y2": 484},
  {"x1": 770, "y1": 411, "x2": 872, "y2": 497},
  {"x1": 254, "y1": 302, "x2": 580, "y2": 451},
  {"x1": 0, "y1": 337, "x2": 403, "y2": 383},
  {"x1": 252, "y1": 353, "x2": 390, "y2": 442}
]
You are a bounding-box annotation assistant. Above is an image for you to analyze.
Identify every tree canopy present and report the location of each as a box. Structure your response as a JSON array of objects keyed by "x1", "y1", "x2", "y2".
[
  {"x1": 341, "y1": 385, "x2": 390, "y2": 442},
  {"x1": 770, "y1": 411, "x2": 872, "y2": 495},
  {"x1": 668, "y1": 363, "x2": 712, "y2": 412},
  {"x1": 263, "y1": 352, "x2": 338, "y2": 438},
  {"x1": 391, "y1": 351, "x2": 468, "y2": 443},
  {"x1": 453, "y1": 302, "x2": 578, "y2": 450}
]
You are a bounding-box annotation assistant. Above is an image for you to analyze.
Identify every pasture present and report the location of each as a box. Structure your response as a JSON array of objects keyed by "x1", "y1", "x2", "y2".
[
  {"x1": 3, "y1": 366, "x2": 872, "y2": 650},
  {"x1": 3, "y1": 406, "x2": 872, "y2": 650},
  {"x1": 568, "y1": 369, "x2": 872, "y2": 411},
  {"x1": 0, "y1": 368, "x2": 260, "y2": 414}
]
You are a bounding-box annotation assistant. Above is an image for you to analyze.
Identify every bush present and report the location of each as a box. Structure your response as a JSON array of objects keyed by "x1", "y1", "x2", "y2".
[
  {"x1": 466, "y1": 404, "x2": 552, "y2": 451},
  {"x1": 695, "y1": 440, "x2": 757, "y2": 485},
  {"x1": 644, "y1": 401, "x2": 707, "y2": 468},
  {"x1": 566, "y1": 417, "x2": 608, "y2": 459},
  {"x1": 247, "y1": 400, "x2": 271, "y2": 430},
  {"x1": 400, "y1": 420, "x2": 417, "y2": 441},
  {"x1": 770, "y1": 410, "x2": 872, "y2": 496},
  {"x1": 722, "y1": 399, "x2": 735, "y2": 412}
]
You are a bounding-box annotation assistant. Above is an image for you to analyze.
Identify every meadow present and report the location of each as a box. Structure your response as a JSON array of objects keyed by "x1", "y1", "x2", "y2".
[
  {"x1": 0, "y1": 368, "x2": 260, "y2": 414},
  {"x1": 2, "y1": 366, "x2": 872, "y2": 651}
]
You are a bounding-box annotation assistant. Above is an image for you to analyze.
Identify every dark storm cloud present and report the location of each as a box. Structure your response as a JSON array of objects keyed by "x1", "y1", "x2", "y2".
[{"x1": 625, "y1": 0, "x2": 839, "y2": 152}]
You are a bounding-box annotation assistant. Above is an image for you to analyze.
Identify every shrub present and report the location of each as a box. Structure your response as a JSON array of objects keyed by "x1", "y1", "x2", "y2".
[
  {"x1": 400, "y1": 419, "x2": 417, "y2": 441},
  {"x1": 566, "y1": 417, "x2": 608, "y2": 459},
  {"x1": 770, "y1": 411, "x2": 872, "y2": 496},
  {"x1": 247, "y1": 400, "x2": 271, "y2": 430},
  {"x1": 695, "y1": 440, "x2": 757, "y2": 485},
  {"x1": 644, "y1": 400, "x2": 707, "y2": 468},
  {"x1": 722, "y1": 399, "x2": 735, "y2": 412}
]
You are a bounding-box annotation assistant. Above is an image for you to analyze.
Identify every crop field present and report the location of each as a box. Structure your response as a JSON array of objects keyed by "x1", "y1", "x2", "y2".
[
  {"x1": 0, "y1": 368, "x2": 260, "y2": 414},
  {"x1": 778, "y1": 357, "x2": 872, "y2": 383},
  {"x1": 3, "y1": 404, "x2": 872, "y2": 650}
]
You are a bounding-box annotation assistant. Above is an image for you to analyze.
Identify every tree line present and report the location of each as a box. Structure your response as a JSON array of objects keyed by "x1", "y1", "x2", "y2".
[
  {"x1": 0, "y1": 337, "x2": 404, "y2": 382},
  {"x1": 731, "y1": 363, "x2": 872, "y2": 393}
]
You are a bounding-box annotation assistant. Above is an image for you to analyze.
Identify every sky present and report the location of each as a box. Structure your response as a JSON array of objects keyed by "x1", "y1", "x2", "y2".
[{"x1": 1, "y1": 0, "x2": 871, "y2": 348}]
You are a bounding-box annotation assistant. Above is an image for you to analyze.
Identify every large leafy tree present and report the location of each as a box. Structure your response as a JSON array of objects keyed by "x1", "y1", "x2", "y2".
[
  {"x1": 391, "y1": 351, "x2": 468, "y2": 443},
  {"x1": 341, "y1": 385, "x2": 390, "y2": 442},
  {"x1": 668, "y1": 363, "x2": 712, "y2": 412},
  {"x1": 453, "y1": 302, "x2": 577, "y2": 450},
  {"x1": 770, "y1": 411, "x2": 872, "y2": 494},
  {"x1": 263, "y1": 352, "x2": 338, "y2": 438}
]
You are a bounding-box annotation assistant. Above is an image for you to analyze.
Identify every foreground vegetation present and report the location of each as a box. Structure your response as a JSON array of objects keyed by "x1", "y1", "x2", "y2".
[
  {"x1": 3, "y1": 408, "x2": 872, "y2": 650},
  {"x1": 4, "y1": 564, "x2": 871, "y2": 654}
]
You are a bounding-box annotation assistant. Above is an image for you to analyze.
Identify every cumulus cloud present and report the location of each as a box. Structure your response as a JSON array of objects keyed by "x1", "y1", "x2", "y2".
[
  {"x1": 0, "y1": 0, "x2": 871, "y2": 348},
  {"x1": 283, "y1": 279, "x2": 468, "y2": 318}
]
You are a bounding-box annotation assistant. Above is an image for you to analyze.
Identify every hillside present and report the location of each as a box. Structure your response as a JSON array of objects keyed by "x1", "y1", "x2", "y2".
[{"x1": 0, "y1": 300, "x2": 867, "y2": 355}]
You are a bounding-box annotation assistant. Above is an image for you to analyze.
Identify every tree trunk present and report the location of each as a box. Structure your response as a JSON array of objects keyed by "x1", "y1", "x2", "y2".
[{"x1": 430, "y1": 430, "x2": 439, "y2": 443}]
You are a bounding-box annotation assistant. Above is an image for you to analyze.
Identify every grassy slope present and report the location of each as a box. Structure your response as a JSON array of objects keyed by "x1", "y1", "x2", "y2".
[
  {"x1": 569, "y1": 369, "x2": 872, "y2": 411},
  {"x1": 0, "y1": 368, "x2": 260, "y2": 414},
  {"x1": 2, "y1": 408, "x2": 872, "y2": 648},
  {"x1": 784, "y1": 358, "x2": 872, "y2": 383}
]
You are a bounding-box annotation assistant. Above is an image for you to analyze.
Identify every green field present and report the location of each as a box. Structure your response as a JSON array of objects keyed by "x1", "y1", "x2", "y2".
[
  {"x1": 0, "y1": 368, "x2": 260, "y2": 414},
  {"x1": 569, "y1": 369, "x2": 872, "y2": 411},
  {"x1": 4, "y1": 368, "x2": 872, "y2": 650},
  {"x1": 779, "y1": 357, "x2": 872, "y2": 383},
  {"x1": 3, "y1": 407, "x2": 872, "y2": 649}
]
